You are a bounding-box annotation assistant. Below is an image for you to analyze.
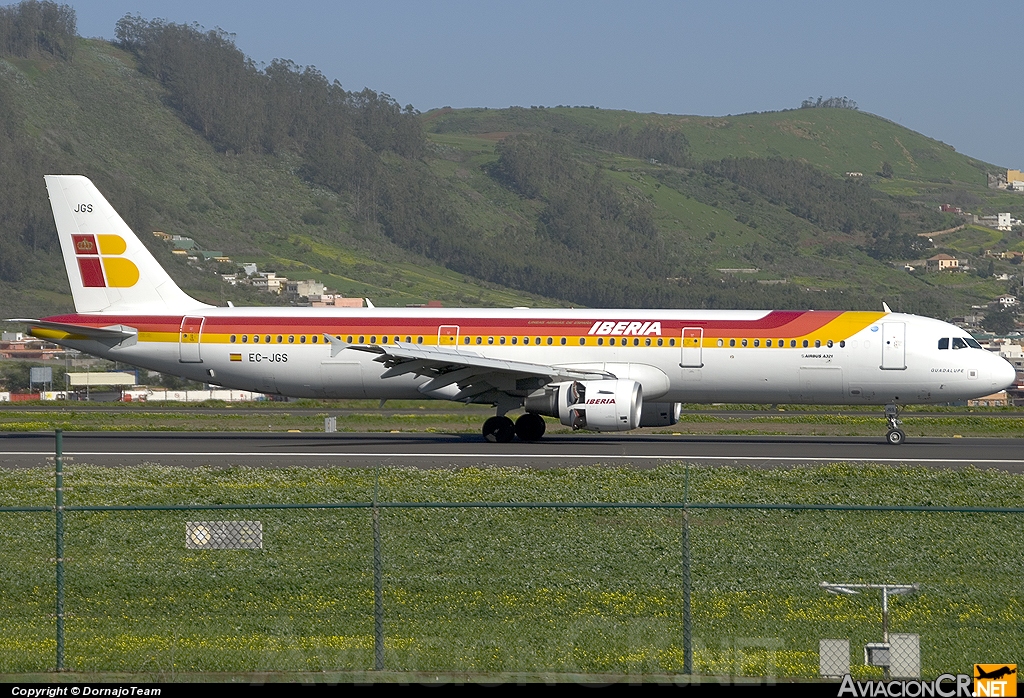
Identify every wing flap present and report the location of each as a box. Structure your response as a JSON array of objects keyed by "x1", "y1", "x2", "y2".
[{"x1": 322, "y1": 333, "x2": 614, "y2": 400}]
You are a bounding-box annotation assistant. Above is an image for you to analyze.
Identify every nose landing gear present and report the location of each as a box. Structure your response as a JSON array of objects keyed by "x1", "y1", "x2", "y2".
[{"x1": 884, "y1": 404, "x2": 905, "y2": 445}]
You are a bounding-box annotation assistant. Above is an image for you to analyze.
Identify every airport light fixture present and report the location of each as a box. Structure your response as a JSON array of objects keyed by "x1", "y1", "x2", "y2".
[
  {"x1": 820, "y1": 582, "x2": 919, "y2": 642},
  {"x1": 821, "y1": 582, "x2": 920, "y2": 679}
]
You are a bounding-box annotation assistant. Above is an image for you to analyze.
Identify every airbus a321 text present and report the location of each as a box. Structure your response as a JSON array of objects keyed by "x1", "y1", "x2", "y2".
[{"x1": 13, "y1": 175, "x2": 1016, "y2": 445}]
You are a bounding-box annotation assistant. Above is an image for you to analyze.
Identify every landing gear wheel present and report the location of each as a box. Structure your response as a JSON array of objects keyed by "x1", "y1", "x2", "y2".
[
  {"x1": 886, "y1": 429, "x2": 905, "y2": 445},
  {"x1": 482, "y1": 415, "x2": 515, "y2": 443},
  {"x1": 515, "y1": 413, "x2": 546, "y2": 442},
  {"x1": 883, "y1": 404, "x2": 904, "y2": 445}
]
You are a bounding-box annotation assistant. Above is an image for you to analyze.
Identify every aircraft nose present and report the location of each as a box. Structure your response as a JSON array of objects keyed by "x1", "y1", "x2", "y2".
[{"x1": 994, "y1": 357, "x2": 1017, "y2": 391}]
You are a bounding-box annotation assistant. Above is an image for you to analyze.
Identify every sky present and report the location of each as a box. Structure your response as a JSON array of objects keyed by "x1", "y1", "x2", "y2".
[{"x1": 67, "y1": 0, "x2": 1023, "y2": 168}]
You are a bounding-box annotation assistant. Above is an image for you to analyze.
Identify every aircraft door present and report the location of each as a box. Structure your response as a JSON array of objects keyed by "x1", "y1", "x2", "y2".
[
  {"x1": 881, "y1": 322, "x2": 906, "y2": 370},
  {"x1": 680, "y1": 327, "x2": 703, "y2": 368},
  {"x1": 179, "y1": 316, "x2": 205, "y2": 363},
  {"x1": 438, "y1": 325, "x2": 460, "y2": 348}
]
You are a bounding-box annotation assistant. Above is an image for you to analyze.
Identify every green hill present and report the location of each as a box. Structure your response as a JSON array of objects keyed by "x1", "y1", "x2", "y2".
[
  {"x1": 0, "y1": 38, "x2": 549, "y2": 319},
  {"x1": 1, "y1": 6, "x2": 1022, "y2": 324}
]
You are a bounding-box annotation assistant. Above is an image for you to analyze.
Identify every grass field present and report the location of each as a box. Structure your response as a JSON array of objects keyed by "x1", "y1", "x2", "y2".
[
  {"x1": 1, "y1": 464, "x2": 1021, "y2": 678},
  {"x1": 2, "y1": 402, "x2": 1024, "y2": 438}
]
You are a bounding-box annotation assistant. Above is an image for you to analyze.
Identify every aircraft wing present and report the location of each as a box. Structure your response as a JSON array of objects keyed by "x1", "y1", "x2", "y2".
[
  {"x1": 324, "y1": 334, "x2": 613, "y2": 400},
  {"x1": 11, "y1": 319, "x2": 139, "y2": 342}
]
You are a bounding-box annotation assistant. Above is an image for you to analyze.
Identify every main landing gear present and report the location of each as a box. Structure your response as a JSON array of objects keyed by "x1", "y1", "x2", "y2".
[
  {"x1": 481, "y1": 413, "x2": 546, "y2": 443},
  {"x1": 884, "y1": 404, "x2": 905, "y2": 445}
]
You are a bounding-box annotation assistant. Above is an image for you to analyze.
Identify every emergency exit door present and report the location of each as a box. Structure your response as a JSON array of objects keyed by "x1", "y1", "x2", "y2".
[
  {"x1": 881, "y1": 322, "x2": 906, "y2": 370},
  {"x1": 438, "y1": 325, "x2": 460, "y2": 348},
  {"x1": 179, "y1": 316, "x2": 205, "y2": 363},
  {"x1": 681, "y1": 327, "x2": 704, "y2": 368}
]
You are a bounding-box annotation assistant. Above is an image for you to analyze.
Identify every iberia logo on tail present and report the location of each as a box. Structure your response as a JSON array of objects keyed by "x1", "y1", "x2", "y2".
[{"x1": 71, "y1": 234, "x2": 139, "y2": 288}]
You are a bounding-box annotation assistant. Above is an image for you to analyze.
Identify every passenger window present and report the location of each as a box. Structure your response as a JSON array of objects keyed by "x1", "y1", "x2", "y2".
[
  {"x1": 741, "y1": 339, "x2": 748, "y2": 347},
  {"x1": 645, "y1": 338, "x2": 651, "y2": 346},
  {"x1": 500, "y1": 337, "x2": 506, "y2": 345},
  {"x1": 488, "y1": 337, "x2": 494, "y2": 345},
  {"x1": 753, "y1": 339, "x2": 760, "y2": 347},
  {"x1": 826, "y1": 340, "x2": 833, "y2": 348},
  {"x1": 814, "y1": 340, "x2": 821, "y2": 348},
  {"x1": 669, "y1": 339, "x2": 676, "y2": 346},
  {"x1": 952, "y1": 337, "x2": 967, "y2": 350},
  {"x1": 802, "y1": 340, "x2": 809, "y2": 348},
  {"x1": 598, "y1": 338, "x2": 604, "y2": 346},
  {"x1": 312, "y1": 335, "x2": 318, "y2": 343},
  {"x1": 561, "y1": 337, "x2": 567, "y2": 345},
  {"x1": 288, "y1": 335, "x2": 294, "y2": 343},
  {"x1": 417, "y1": 336, "x2": 423, "y2": 344},
  {"x1": 300, "y1": 336, "x2": 306, "y2": 343},
  {"x1": 370, "y1": 336, "x2": 376, "y2": 344},
  {"x1": 839, "y1": 340, "x2": 846, "y2": 348},
  {"x1": 657, "y1": 338, "x2": 663, "y2": 346},
  {"x1": 579, "y1": 338, "x2": 585, "y2": 345},
  {"x1": 790, "y1": 340, "x2": 797, "y2": 348},
  {"x1": 766, "y1": 340, "x2": 772, "y2": 347},
  {"x1": 277, "y1": 335, "x2": 283, "y2": 343},
  {"x1": 512, "y1": 337, "x2": 518, "y2": 345},
  {"x1": 535, "y1": 337, "x2": 541, "y2": 345},
  {"x1": 717, "y1": 339, "x2": 724, "y2": 347},
  {"x1": 464, "y1": 336, "x2": 470, "y2": 344},
  {"x1": 476, "y1": 336, "x2": 482, "y2": 345},
  {"x1": 265, "y1": 335, "x2": 271, "y2": 343},
  {"x1": 405, "y1": 336, "x2": 412, "y2": 343},
  {"x1": 938, "y1": 338, "x2": 949, "y2": 350},
  {"x1": 241, "y1": 335, "x2": 248, "y2": 343},
  {"x1": 547, "y1": 337, "x2": 553, "y2": 345},
  {"x1": 230, "y1": 335, "x2": 236, "y2": 343},
  {"x1": 253, "y1": 335, "x2": 260, "y2": 343}
]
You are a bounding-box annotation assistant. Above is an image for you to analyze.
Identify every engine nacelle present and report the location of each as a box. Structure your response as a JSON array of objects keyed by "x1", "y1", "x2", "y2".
[
  {"x1": 639, "y1": 402, "x2": 682, "y2": 427},
  {"x1": 525, "y1": 379, "x2": 643, "y2": 432}
]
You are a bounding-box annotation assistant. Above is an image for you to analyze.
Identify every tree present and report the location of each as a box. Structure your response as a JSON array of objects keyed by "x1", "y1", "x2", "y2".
[
  {"x1": 982, "y1": 305, "x2": 1018, "y2": 335},
  {"x1": 880, "y1": 161, "x2": 894, "y2": 179}
]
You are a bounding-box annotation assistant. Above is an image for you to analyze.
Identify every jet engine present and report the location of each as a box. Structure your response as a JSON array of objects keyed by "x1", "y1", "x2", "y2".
[
  {"x1": 524, "y1": 380, "x2": 643, "y2": 431},
  {"x1": 639, "y1": 402, "x2": 682, "y2": 427}
]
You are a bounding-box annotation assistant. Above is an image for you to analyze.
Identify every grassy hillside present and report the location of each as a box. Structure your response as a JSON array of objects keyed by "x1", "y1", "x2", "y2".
[
  {"x1": 0, "y1": 40, "x2": 550, "y2": 321},
  {"x1": 422, "y1": 109, "x2": 1019, "y2": 317},
  {"x1": 2, "y1": 18, "x2": 1022, "y2": 322}
]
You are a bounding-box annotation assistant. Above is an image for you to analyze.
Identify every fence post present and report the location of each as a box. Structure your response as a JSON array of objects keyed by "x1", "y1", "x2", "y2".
[
  {"x1": 54, "y1": 428, "x2": 65, "y2": 672},
  {"x1": 372, "y1": 467, "x2": 384, "y2": 671},
  {"x1": 682, "y1": 461, "x2": 693, "y2": 675}
]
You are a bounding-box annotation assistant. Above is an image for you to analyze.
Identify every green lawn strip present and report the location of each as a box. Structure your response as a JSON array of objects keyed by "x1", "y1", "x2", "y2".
[
  {"x1": 0, "y1": 465, "x2": 1021, "y2": 676},
  {"x1": 1, "y1": 407, "x2": 1024, "y2": 436}
]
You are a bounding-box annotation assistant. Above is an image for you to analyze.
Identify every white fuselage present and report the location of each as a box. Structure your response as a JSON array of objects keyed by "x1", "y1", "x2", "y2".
[{"x1": 44, "y1": 308, "x2": 1016, "y2": 406}]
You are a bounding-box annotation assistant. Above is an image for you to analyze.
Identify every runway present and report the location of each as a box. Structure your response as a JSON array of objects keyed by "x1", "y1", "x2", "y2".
[{"x1": 2, "y1": 431, "x2": 1023, "y2": 471}]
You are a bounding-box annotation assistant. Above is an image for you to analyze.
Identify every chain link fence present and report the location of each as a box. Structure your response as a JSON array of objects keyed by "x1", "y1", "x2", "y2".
[{"x1": 0, "y1": 434, "x2": 1021, "y2": 679}]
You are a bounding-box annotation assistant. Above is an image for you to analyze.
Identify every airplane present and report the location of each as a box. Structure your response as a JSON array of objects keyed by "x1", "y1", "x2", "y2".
[{"x1": 11, "y1": 175, "x2": 1017, "y2": 445}]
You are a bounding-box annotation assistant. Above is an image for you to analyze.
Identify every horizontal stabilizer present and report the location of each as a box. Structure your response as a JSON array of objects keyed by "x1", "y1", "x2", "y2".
[{"x1": 11, "y1": 318, "x2": 138, "y2": 341}]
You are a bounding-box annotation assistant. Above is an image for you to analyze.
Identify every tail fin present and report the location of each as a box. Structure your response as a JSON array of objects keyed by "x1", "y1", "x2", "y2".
[{"x1": 45, "y1": 175, "x2": 212, "y2": 314}]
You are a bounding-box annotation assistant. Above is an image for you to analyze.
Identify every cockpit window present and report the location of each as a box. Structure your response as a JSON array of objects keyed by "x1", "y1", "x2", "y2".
[
  {"x1": 951, "y1": 337, "x2": 968, "y2": 350},
  {"x1": 965, "y1": 338, "x2": 982, "y2": 349},
  {"x1": 938, "y1": 338, "x2": 949, "y2": 350}
]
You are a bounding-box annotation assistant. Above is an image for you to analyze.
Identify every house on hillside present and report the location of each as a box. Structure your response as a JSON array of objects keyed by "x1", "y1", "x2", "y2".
[
  {"x1": 926, "y1": 254, "x2": 959, "y2": 271},
  {"x1": 284, "y1": 279, "x2": 326, "y2": 301}
]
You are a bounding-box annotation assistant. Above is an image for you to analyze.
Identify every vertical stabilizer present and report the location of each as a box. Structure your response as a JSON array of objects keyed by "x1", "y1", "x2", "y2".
[{"x1": 45, "y1": 175, "x2": 212, "y2": 313}]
